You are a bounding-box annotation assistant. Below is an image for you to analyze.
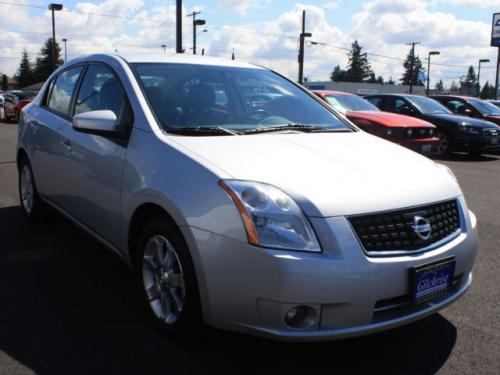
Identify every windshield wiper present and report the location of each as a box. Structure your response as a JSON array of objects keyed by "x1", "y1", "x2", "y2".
[
  {"x1": 244, "y1": 124, "x2": 325, "y2": 135},
  {"x1": 166, "y1": 126, "x2": 241, "y2": 136}
]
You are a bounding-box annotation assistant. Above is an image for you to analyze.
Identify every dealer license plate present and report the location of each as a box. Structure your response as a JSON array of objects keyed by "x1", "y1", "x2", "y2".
[
  {"x1": 410, "y1": 258, "x2": 455, "y2": 305},
  {"x1": 491, "y1": 137, "x2": 498, "y2": 145}
]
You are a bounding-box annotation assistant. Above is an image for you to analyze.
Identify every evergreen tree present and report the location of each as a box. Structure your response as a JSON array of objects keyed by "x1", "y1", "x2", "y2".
[
  {"x1": 346, "y1": 40, "x2": 372, "y2": 82},
  {"x1": 1, "y1": 74, "x2": 7, "y2": 91},
  {"x1": 367, "y1": 72, "x2": 377, "y2": 83},
  {"x1": 15, "y1": 49, "x2": 35, "y2": 88},
  {"x1": 33, "y1": 38, "x2": 64, "y2": 82},
  {"x1": 462, "y1": 65, "x2": 478, "y2": 95},
  {"x1": 434, "y1": 79, "x2": 445, "y2": 93},
  {"x1": 401, "y1": 52, "x2": 424, "y2": 86},
  {"x1": 330, "y1": 64, "x2": 350, "y2": 82},
  {"x1": 377, "y1": 76, "x2": 384, "y2": 84},
  {"x1": 479, "y1": 81, "x2": 495, "y2": 99},
  {"x1": 387, "y1": 76, "x2": 395, "y2": 85},
  {"x1": 450, "y1": 80, "x2": 458, "y2": 92}
]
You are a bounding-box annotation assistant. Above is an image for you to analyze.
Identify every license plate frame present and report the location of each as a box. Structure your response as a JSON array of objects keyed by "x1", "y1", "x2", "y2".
[
  {"x1": 421, "y1": 144, "x2": 432, "y2": 153},
  {"x1": 491, "y1": 136, "x2": 498, "y2": 145},
  {"x1": 409, "y1": 257, "x2": 456, "y2": 306}
]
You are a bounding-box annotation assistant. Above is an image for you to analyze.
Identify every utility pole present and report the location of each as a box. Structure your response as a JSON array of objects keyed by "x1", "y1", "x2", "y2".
[
  {"x1": 62, "y1": 38, "x2": 67, "y2": 63},
  {"x1": 186, "y1": 11, "x2": 205, "y2": 55},
  {"x1": 176, "y1": 0, "x2": 183, "y2": 53},
  {"x1": 426, "y1": 51, "x2": 440, "y2": 96},
  {"x1": 161, "y1": 44, "x2": 166, "y2": 53},
  {"x1": 406, "y1": 41, "x2": 420, "y2": 94},
  {"x1": 232, "y1": 49, "x2": 235, "y2": 60},
  {"x1": 297, "y1": 10, "x2": 312, "y2": 85},
  {"x1": 478, "y1": 58, "x2": 490, "y2": 96},
  {"x1": 48, "y1": 3, "x2": 63, "y2": 72}
]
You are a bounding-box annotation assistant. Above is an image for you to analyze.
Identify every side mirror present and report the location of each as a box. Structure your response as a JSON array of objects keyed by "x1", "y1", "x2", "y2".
[{"x1": 73, "y1": 110, "x2": 118, "y2": 135}]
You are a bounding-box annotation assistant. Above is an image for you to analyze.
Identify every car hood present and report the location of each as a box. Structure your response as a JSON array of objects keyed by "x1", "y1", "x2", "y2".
[
  {"x1": 346, "y1": 111, "x2": 435, "y2": 128},
  {"x1": 173, "y1": 132, "x2": 461, "y2": 217},
  {"x1": 424, "y1": 113, "x2": 498, "y2": 128},
  {"x1": 483, "y1": 115, "x2": 500, "y2": 126}
]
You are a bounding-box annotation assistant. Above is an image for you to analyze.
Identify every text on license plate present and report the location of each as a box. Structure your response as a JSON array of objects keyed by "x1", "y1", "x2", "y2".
[{"x1": 410, "y1": 258, "x2": 456, "y2": 305}]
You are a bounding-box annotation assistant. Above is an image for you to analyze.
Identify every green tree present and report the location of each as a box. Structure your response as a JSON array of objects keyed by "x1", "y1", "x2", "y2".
[
  {"x1": 479, "y1": 81, "x2": 495, "y2": 99},
  {"x1": 33, "y1": 38, "x2": 64, "y2": 82},
  {"x1": 1, "y1": 74, "x2": 7, "y2": 91},
  {"x1": 401, "y1": 52, "x2": 424, "y2": 86},
  {"x1": 330, "y1": 64, "x2": 350, "y2": 82},
  {"x1": 346, "y1": 40, "x2": 372, "y2": 82},
  {"x1": 434, "y1": 79, "x2": 445, "y2": 93},
  {"x1": 367, "y1": 72, "x2": 377, "y2": 83},
  {"x1": 450, "y1": 80, "x2": 458, "y2": 92},
  {"x1": 462, "y1": 65, "x2": 477, "y2": 96},
  {"x1": 15, "y1": 49, "x2": 35, "y2": 88},
  {"x1": 377, "y1": 76, "x2": 384, "y2": 84}
]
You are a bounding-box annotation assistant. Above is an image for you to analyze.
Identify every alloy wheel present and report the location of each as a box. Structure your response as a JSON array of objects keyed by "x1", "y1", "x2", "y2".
[
  {"x1": 436, "y1": 133, "x2": 449, "y2": 155},
  {"x1": 20, "y1": 165, "x2": 34, "y2": 214},
  {"x1": 142, "y1": 235, "x2": 186, "y2": 324}
]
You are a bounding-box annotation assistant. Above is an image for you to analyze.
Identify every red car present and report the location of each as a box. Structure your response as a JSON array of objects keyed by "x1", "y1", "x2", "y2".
[
  {"x1": 313, "y1": 90, "x2": 438, "y2": 154},
  {"x1": 431, "y1": 95, "x2": 500, "y2": 126},
  {"x1": 4, "y1": 91, "x2": 37, "y2": 123}
]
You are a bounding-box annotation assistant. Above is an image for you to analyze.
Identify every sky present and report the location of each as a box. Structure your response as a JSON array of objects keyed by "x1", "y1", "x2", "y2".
[{"x1": 0, "y1": 0, "x2": 499, "y2": 88}]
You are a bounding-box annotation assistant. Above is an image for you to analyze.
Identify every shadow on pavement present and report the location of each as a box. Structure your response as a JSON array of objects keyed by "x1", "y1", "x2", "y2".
[
  {"x1": 433, "y1": 152, "x2": 500, "y2": 162},
  {"x1": 0, "y1": 205, "x2": 457, "y2": 375}
]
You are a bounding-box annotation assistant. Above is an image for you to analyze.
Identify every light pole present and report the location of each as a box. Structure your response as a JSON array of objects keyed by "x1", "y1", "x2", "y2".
[
  {"x1": 426, "y1": 51, "x2": 440, "y2": 96},
  {"x1": 48, "y1": 3, "x2": 63, "y2": 72},
  {"x1": 62, "y1": 38, "x2": 67, "y2": 63},
  {"x1": 298, "y1": 10, "x2": 312, "y2": 85},
  {"x1": 478, "y1": 59, "x2": 490, "y2": 96},
  {"x1": 161, "y1": 44, "x2": 166, "y2": 53},
  {"x1": 186, "y1": 12, "x2": 206, "y2": 55}
]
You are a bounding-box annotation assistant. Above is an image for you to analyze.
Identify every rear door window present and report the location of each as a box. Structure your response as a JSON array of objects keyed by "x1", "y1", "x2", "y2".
[
  {"x1": 366, "y1": 96, "x2": 384, "y2": 109},
  {"x1": 47, "y1": 66, "x2": 83, "y2": 116}
]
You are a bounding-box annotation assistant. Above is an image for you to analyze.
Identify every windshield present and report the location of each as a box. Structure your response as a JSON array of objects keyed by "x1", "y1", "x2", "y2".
[
  {"x1": 325, "y1": 94, "x2": 379, "y2": 113},
  {"x1": 131, "y1": 63, "x2": 351, "y2": 135},
  {"x1": 468, "y1": 99, "x2": 500, "y2": 116},
  {"x1": 408, "y1": 96, "x2": 452, "y2": 115}
]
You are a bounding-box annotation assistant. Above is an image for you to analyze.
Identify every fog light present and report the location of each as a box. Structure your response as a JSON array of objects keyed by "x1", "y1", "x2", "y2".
[{"x1": 284, "y1": 305, "x2": 316, "y2": 329}]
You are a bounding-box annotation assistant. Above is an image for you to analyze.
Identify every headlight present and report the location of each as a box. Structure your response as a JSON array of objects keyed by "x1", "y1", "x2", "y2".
[
  {"x1": 428, "y1": 128, "x2": 434, "y2": 136},
  {"x1": 384, "y1": 129, "x2": 393, "y2": 137},
  {"x1": 460, "y1": 125, "x2": 481, "y2": 134},
  {"x1": 406, "y1": 128, "x2": 413, "y2": 137},
  {"x1": 219, "y1": 180, "x2": 321, "y2": 252}
]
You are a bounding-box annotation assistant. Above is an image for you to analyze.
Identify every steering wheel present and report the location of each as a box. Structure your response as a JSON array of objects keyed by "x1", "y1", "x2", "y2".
[{"x1": 249, "y1": 109, "x2": 273, "y2": 121}]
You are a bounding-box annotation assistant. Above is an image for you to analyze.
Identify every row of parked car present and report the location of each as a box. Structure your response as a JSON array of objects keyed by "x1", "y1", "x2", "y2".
[
  {"x1": 0, "y1": 90, "x2": 37, "y2": 123},
  {"x1": 312, "y1": 90, "x2": 500, "y2": 156}
]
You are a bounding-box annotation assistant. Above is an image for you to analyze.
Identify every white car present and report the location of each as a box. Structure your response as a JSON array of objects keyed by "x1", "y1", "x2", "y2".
[{"x1": 17, "y1": 53, "x2": 477, "y2": 341}]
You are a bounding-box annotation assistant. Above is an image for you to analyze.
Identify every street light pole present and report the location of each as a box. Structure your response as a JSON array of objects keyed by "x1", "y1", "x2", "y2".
[
  {"x1": 406, "y1": 41, "x2": 421, "y2": 94},
  {"x1": 62, "y1": 38, "x2": 67, "y2": 63},
  {"x1": 161, "y1": 44, "x2": 166, "y2": 53},
  {"x1": 48, "y1": 3, "x2": 63, "y2": 72},
  {"x1": 298, "y1": 10, "x2": 312, "y2": 85},
  {"x1": 426, "y1": 51, "x2": 440, "y2": 96},
  {"x1": 478, "y1": 58, "x2": 490, "y2": 96},
  {"x1": 186, "y1": 11, "x2": 205, "y2": 55}
]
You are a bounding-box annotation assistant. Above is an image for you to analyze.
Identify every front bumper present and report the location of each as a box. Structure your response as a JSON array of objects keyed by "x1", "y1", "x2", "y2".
[
  {"x1": 454, "y1": 133, "x2": 500, "y2": 153},
  {"x1": 395, "y1": 137, "x2": 438, "y2": 154},
  {"x1": 183, "y1": 196, "x2": 477, "y2": 341}
]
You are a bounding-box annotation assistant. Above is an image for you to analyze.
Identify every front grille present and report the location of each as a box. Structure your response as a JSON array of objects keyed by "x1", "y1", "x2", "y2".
[
  {"x1": 348, "y1": 200, "x2": 460, "y2": 255},
  {"x1": 484, "y1": 128, "x2": 499, "y2": 137},
  {"x1": 404, "y1": 127, "x2": 434, "y2": 139}
]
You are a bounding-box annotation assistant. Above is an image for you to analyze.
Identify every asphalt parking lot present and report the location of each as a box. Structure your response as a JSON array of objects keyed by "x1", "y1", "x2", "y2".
[{"x1": 0, "y1": 120, "x2": 499, "y2": 375}]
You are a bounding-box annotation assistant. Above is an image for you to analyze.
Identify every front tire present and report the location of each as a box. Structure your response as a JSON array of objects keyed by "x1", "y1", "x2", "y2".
[
  {"x1": 136, "y1": 216, "x2": 202, "y2": 336},
  {"x1": 18, "y1": 158, "x2": 45, "y2": 222},
  {"x1": 435, "y1": 132, "x2": 451, "y2": 156}
]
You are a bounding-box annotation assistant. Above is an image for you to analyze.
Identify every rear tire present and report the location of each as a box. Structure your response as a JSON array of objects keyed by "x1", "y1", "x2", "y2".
[
  {"x1": 18, "y1": 157, "x2": 46, "y2": 222},
  {"x1": 135, "y1": 216, "x2": 202, "y2": 336}
]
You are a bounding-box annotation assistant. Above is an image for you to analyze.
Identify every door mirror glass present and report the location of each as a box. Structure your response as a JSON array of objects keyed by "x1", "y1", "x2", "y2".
[{"x1": 73, "y1": 110, "x2": 118, "y2": 134}]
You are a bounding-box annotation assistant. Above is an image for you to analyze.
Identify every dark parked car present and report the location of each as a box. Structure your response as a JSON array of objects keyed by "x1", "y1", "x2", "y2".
[
  {"x1": 4, "y1": 91, "x2": 37, "y2": 123},
  {"x1": 365, "y1": 94, "x2": 500, "y2": 156},
  {"x1": 431, "y1": 95, "x2": 500, "y2": 126},
  {"x1": 312, "y1": 90, "x2": 438, "y2": 154}
]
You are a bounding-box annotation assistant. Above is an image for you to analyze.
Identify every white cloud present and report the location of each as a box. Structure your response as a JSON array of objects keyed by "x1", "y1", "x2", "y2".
[
  {"x1": 217, "y1": 0, "x2": 269, "y2": 16},
  {"x1": 321, "y1": 1, "x2": 343, "y2": 10},
  {"x1": 438, "y1": 0, "x2": 500, "y2": 8}
]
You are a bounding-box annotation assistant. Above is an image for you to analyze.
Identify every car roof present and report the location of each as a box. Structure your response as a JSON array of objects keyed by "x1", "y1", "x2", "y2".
[
  {"x1": 66, "y1": 53, "x2": 265, "y2": 70},
  {"x1": 431, "y1": 95, "x2": 479, "y2": 101},
  {"x1": 365, "y1": 93, "x2": 423, "y2": 99},
  {"x1": 312, "y1": 90, "x2": 355, "y2": 96}
]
